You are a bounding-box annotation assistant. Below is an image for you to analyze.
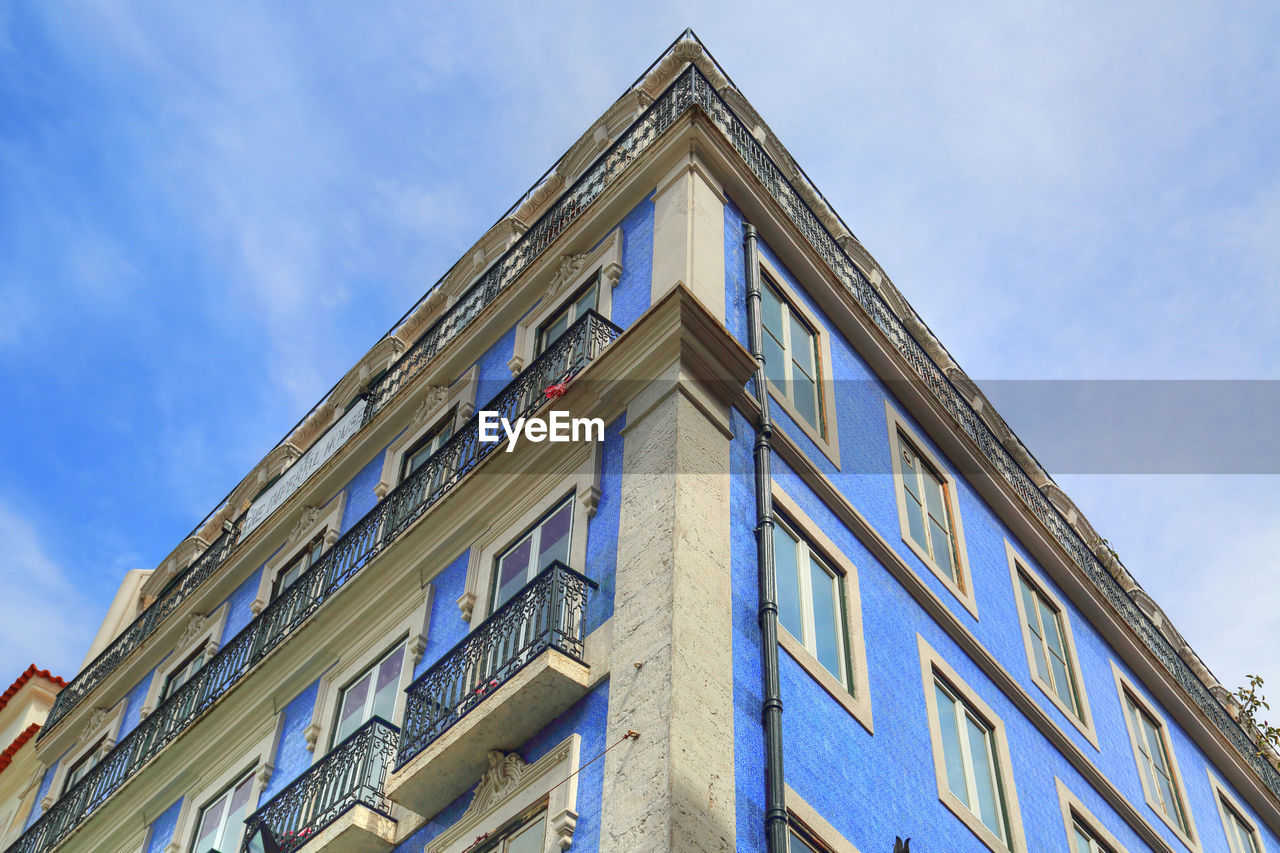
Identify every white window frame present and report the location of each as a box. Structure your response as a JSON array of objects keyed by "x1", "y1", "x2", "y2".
[
  {"x1": 1111, "y1": 661, "x2": 1199, "y2": 850},
  {"x1": 771, "y1": 484, "x2": 872, "y2": 732},
  {"x1": 251, "y1": 495, "x2": 345, "y2": 616},
  {"x1": 140, "y1": 604, "x2": 229, "y2": 721},
  {"x1": 190, "y1": 771, "x2": 256, "y2": 853},
  {"x1": 458, "y1": 446, "x2": 599, "y2": 622},
  {"x1": 42, "y1": 700, "x2": 126, "y2": 809},
  {"x1": 375, "y1": 366, "x2": 479, "y2": 500},
  {"x1": 1004, "y1": 542, "x2": 1098, "y2": 748},
  {"x1": 1207, "y1": 770, "x2": 1266, "y2": 853},
  {"x1": 785, "y1": 784, "x2": 862, "y2": 853},
  {"x1": 1055, "y1": 777, "x2": 1129, "y2": 853},
  {"x1": 757, "y1": 255, "x2": 840, "y2": 467},
  {"x1": 304, "y1": 585, "x2": 432, "y2": 753},
  {"x1": 425, "y1": 734, "x2": 581, "y2": 853},
  {"x1": 886, "y1": 402, "x2": 975, "y2": 617},
  {"x1": 168, "y1": 719, "x2": 280, "y2": 853},
  {"x1": 508, "y1": 228, "x2": 622, "y2": 376},
  {"x1": 918, "y1": 636, "x2": 1025, "y2": 852}
]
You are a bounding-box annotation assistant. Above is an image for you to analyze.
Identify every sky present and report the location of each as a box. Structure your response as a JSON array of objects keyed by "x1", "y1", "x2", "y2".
[{"x1": 0, "y1": 2, "x2": 1277, "y2": 711}]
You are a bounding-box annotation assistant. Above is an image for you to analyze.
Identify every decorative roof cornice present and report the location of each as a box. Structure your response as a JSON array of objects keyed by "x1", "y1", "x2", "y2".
[
  {"x1": 0, "y1": 723, "x2": 41, "y2": 774},
  {"x1": 0, "y1": 666, "x2": 65, "y2": 712}
]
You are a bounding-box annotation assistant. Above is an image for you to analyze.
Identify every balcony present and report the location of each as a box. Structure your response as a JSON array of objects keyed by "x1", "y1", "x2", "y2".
[
  {"x1": 242, "y1": 718, "x2": 400, "y2": 853},
  {"x1": 385, "y1": 561, "x2": 596, "y2": 819},
  {"x1": 7, "y1": 312, "x2": 619, "y2": 853}
]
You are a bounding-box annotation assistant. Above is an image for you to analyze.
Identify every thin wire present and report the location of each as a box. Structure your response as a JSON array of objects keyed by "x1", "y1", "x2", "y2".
[{"x1": 459, "y1": 730, "x2": 640, "y2": 853}]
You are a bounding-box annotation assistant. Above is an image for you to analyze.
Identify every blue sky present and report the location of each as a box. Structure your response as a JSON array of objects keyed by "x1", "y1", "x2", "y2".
[{"x1": 1, "y1": 2, "x2": 1277, "y2": 707}]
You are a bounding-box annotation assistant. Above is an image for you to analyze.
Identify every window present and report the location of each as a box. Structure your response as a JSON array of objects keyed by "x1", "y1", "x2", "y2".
[
  {"x1": 921, "y1": 637, "x2": 1024, "y2": 852},
  {"x1": 491, "y1": 496, "x2": 573, "y2": 613},
  {"x1": 474, "y1": 807, "x2": 547, "y2": 853},
  {"x1": 1016, "y1": 572, "x2": 1078, "y2": 714},
  {"x1": 898, "y1": 436, "x2": 959, "y2": 582},
  {"x1": 193, "y1": 772, "x2": 254, "y2": 853},
  {"x1": 788, "y1": 824, "x2": 829, "y2": 853},
  {"x1": 60, "y1": 739, "x2": 106, "y2": 795},
  {"x1": 1114, "y1": 669, "x2": 1195, "y2": 844},
  {"x1": 537, "y1": 276, "x2": 599, "y2": 355},
  {"x1": 1071, "y1": 819, "x2": 1116, "y2": 853},
  {"x1": 271, "y1": 533, "x2": 325, "y2": 600},
  {"x1": 401, "y1": 409, "x2": 455, "y2": 482},
  {"x1": 933, "y1": 679, "x2": 1010, "y2": 844},
  {"x1": 333, "y1": 644, "x2": 405, "y2": 747},
  {"x1": 887, "y1": 405, "x2": 974, "y2": 615},
  {"x1": 160, "y1": 648, "x2": 207, "y2": 703},
  {"x1": 774, "y1": 518, "x2": 850, "y2": 690},
  {"x1": 761, "y1": 277, "x2": 824, "y2": 434},
  {"x1": 1210, "y1": 774, "x2": 1263, "y2": 853}
]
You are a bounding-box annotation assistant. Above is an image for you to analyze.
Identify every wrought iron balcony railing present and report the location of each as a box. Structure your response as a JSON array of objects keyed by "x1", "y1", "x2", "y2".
[
  {"x1": 40, "y1": 31, "x2": 697, "y2": 745},
  {"x1": 7, "y1": 312, "x2": 620, "y2": 853},
  {"x1": 395, "y1": 561, "x2": 596, "y2": 769},
  {"x1": 241, "y1": 717, "x2": 398, "y2": 853}
]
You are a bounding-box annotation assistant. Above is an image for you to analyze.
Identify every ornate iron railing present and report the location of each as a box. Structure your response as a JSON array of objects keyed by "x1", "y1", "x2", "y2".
[
  {"x1": 7, "y1": 312, "x2": 619, "y2": 853},
  {"x1": 240, "y1": 717, "x2": 398, "y2": 853},
  {"x1": 41, "y1": 522, "x2": 242, "y2": 737},
  {"x1": 395, "y1": 561, "x2": 596, "y2": 769},
  {"x1": 38, "y1": 34, "x2": 695, "y2": 743}
]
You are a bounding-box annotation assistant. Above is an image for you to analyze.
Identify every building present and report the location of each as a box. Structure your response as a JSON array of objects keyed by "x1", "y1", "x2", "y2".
[
  {"x1": 6, "y1": 30, "x2": 1279, "y2": 853},
  {"x1": 0, "y1": 667, "x2": 66, "y2": 846}
]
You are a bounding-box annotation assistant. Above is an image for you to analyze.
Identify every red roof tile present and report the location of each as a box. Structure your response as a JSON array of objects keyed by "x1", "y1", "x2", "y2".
[
  {"x1": 0, "y1": 722, "x2": 41, "y2": 773},
  {"x1": 0, "y1": 665, "x2": 66, "y2": 712}
]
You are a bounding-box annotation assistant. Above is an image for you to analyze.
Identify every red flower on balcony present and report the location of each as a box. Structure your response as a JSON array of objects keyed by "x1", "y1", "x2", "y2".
[
  {"x1": 544, "y1": 381, "x2": 569, "y2": 399},
  {"x1": 474, "y1": 678, "x2": 500, "y2": 696}
]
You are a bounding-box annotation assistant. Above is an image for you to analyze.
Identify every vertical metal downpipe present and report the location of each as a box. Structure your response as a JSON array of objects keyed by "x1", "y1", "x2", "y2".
[{"x1": 745, "y1": 223, "x2": 788, "y2": 853}]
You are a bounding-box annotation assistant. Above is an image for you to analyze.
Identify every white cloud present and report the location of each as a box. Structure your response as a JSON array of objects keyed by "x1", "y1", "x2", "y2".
[{"x1": 0, "y1": 500, "x2": 101, "y2": 679}]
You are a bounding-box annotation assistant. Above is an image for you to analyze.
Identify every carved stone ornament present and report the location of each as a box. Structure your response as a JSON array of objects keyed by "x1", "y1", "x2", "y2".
[
  {"x1": 546, "y1": 252, "x2": 589, "y2": 300},
  {"x1": 78, "y1": 707, "x2": 111, "y2": 746},
  {"x1": 412, "y1": 386, "x2": 450, "y2": 426},
  {"x1": 463, "y1": 750, "x2": 532, "y2": 820},
  {"x1": 286, "y1": 505, "x2": 324, "y2": 546},
  {"x1": 177, "y1": 613, "x2": 209, "y2": 650}
]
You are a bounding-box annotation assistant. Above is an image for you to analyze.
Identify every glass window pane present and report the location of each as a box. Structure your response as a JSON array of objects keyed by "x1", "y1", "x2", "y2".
[
  {"x1": 195, "y1": 798, "x2": 225, "y2": 852},
  {"x1": 774, "y1": 525, "x2": 804, "y2": 642},
  {"x1": 934, "y1": 684, "x2": 969, "y2": 807},
  {"x1": 761, "y1": 284, "x2": 784, "y2": 339},
  {"x1": 506, "y1": 814, "x2": 546, "y2": 853},
  {"x1": 965, "y1": 714, "x2": 1003, "y2": 839},
  {"x1": 1073, "y1": 824, "x2": 1095, "y2": 853},
  {"x1": 922, "y1": 470, "x2": 948, "y2": 525},
  {"x1": 928, "y1": 518, "x2": 954, "y2": 577},
  {"x1": 495, "y1": 536, "x2": 533, "y2": 608},
  {"x1": 337, "y1": 675, "x2": 370, "y2": 743},
  {"x1": 790, "y1": 314, "x2": 815, "y2": 375},
  {"x1": 221, "y1": 778, "x2": 254, "y2": 849},
  {"x1": 575, "y1": 282, "x2": 599, "y2": 316},
  {"x1": 793, "y1": 370, "x2": 819, "y2": 428},
  {"x1": 537, "y1": 502, "x2": 573, "y2": 572},
  {"x1": 789, "y1": 829, "x2": 819, "y2": 853},
  {"x1": 808, "y1": 558, "x2": 843, "y2": 684},
  {"x1": 1019, "y1": 581, "x2": 1051, "y2": 682},
  {"x1": 904, "y1": 494, "x2": 928, "y2": 552},
  {"x1": 764, "y1": 332, "x2": 787, "y2": 388},
  {"x1": 372, "y1": 647, "x2": 404, "y2": 722}
]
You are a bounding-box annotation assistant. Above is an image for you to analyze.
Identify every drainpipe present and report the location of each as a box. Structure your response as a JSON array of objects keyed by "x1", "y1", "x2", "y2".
[{"x1": 745, "y1": 222, "x2": 788, "y2": 853}]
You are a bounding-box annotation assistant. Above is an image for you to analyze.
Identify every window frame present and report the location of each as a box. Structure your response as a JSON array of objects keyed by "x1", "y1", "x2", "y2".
[
  {"x1": 783, "y1": 784, "x2": 861, "y2": 853},
  {"x1": 330, "y1": 642, "x2": 408, "y2": 750},
  {"x1": 425, "y1": 734, "x2": 581, "y2": 853},
  {"x1": 490, "y1": 495, "x2": 575, "y2": 616},
  {"x1": 919, "y1": 635, "x2": 1025, "y2": 852},
  {"x1": 1207, "y1": 770, "x2": 1266, "y2": 853},
  {"x1": 757, "y1": 255, "x2": 840, "y2": 467},
  {"x1": 190, "y1": 770, "x2": 256, "y2": 853},
  {"x1": 771, "y1": 484, "x2": 872, "y2": 732},
  {"x1": 1055, "y1": 777, "x2": 1129, "y2": 853},
  {"x1": 886, "y1": 402, "x2": 975, "y2": 617},
  {"x1": 1111, "y1": 662, "x2": 1199, "y2": 850},
  {"x1": 535, "y1": 274, "x2": 602, "y2": 355},
  {"x1": 374, "y1": 366, "x2": 479, "y2": 501},
  {"x1": 400, "y1": 407, "x2": 458, "y2": 483},
  {"x1": 508, "y1": 228, "x2": 622, "y2": 377},
  {"x1": 139, "y1": 603, "x2": 229, "y2": 721},
  {"x1": 251, "y1": 495, "x2": 346, "y2": 617},
  {"x1": 1005, "y1": 542, "x2": 1098, "y2": 748}
]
